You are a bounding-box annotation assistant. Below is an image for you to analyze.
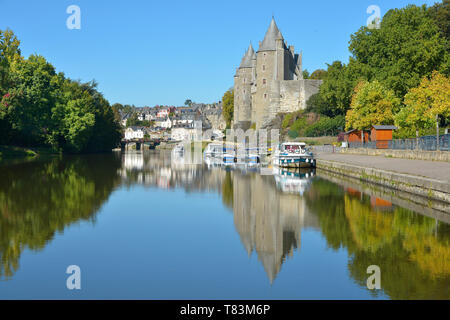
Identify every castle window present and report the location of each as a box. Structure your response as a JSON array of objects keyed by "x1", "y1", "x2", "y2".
[
  {"x1": 264, "y1": 93, "x2": 267, "y2": 99},
  {"x1": 263, "y1": 79, "x2": 266, "y2": 85},
  {"x1": 262, "y1": 65, "x2": 265, "y2": 71}
]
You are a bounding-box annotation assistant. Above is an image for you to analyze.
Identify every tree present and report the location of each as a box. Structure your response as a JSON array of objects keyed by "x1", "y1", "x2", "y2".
[
  {"x1": 428, "y1": 0, "x2": 449, "y2": 41},
  {"x1": 395, "y1": 71, "x2": 450, "y2": 137},
  {"x1": 302, "y1": 69, "x2": 310, "y2": 79},
  {"x1": 345, "y1": 80, "x2": 400, "y2": 131},
  {"x1": 309, "y1": 69, "x2": 327, "y2": 80},
  {"x1": 184, "y1": 99, "x2": 192, "y2": 107},
  {"x1": 313, "y1": 61, "x2": 364, "y2": 117},
  {"x1": 222, "y1": 88, "x2": 234, "y2": 128},
  {"x1": 349, "y1": 4, "x2": 449, "y2": 99},
  {"x1": 0, "y1": 29, "x2": 21, "y2": 94}
]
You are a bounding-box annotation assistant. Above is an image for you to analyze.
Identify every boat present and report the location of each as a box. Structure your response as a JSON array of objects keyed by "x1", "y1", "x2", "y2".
[{"x1": 273, "y1": 142, "x2": 316, "y2": 168}]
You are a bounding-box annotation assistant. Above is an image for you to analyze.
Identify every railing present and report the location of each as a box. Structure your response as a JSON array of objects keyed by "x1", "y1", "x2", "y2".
[{"x1": 348, "y1": 134, "x2": 450, "y2": 151}]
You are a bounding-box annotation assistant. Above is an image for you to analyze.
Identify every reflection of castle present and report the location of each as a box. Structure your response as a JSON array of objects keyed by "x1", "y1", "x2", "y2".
[
  {"x1": 119, "y1": 151, "x2": 319, "y2": 283},
  {"x1": 233, "y1": 171, "x2": 318, "y2": 283}
]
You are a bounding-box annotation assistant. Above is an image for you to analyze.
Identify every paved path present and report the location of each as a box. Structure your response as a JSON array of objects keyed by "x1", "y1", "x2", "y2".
[{"x1": 316, "y1": 152, "x2": 450, "y2": 182}]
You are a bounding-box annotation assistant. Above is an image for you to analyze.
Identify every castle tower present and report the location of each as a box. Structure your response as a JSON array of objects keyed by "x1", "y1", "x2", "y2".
[
  {"x1": 254, "y1": 18, "x2": 286, "y2": 129},
  {"x1": 233, "y1": 17, "x2": 322, "y2": 130},
  {"x1": 233, "y1": 43, "x2": 256, "y2": 130}
]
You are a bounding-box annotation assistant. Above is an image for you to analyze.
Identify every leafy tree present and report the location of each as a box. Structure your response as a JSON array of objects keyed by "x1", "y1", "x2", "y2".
[
  {"x1": 302, "y1": 69, "x2": 310, "y2": 79},
  {"x1": 184, "y1": 99, "x2": 192, "y2": 107},
  {"x1": 349, "y1": 4, "x2": 449, "y2": 99},
  {"x1": 309, "y1": 69, "x2": 327, "y2": 80},
  {"x1": 0, "y1": 29, "x2": 21, "y2": 94},
  {"x1": 313, "y1": 61, "x2": 364, "y2": 117},
  {"x1": 345, "y1": 80, "x2": 400, "y2": 131},
  {"x1": 428, "y1": 0, "x2": 449, "y2": 41},
  {"x1": 395, "y1": 71, "x2": 450, "y2": 137},
  {"x1": 0, "y1": 55, "x2": 58, "y2": 146},
  {"x1": 222, "y1": 88, "x2": 234, "y2": 128}
]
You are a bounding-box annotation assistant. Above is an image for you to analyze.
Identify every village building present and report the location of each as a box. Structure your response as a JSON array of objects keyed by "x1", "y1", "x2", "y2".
[{"x1": 124, "y1": 126, "x2": 145, "y2": 140}]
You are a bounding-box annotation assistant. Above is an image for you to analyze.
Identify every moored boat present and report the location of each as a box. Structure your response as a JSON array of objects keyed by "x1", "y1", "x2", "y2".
[{"x1": 273, "y1": 142, "x2": 316, "y2": 168}]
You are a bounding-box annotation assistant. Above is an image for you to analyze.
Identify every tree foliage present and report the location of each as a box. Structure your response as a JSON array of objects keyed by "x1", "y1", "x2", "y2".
[
  {"x1": 395, "y1": 71, "x2": 450, "y2": 136},
  {"x1": 345, "y1": 80, "x2": 400, "y2": 131},
  {"x1": 0, "y1": 30, "x2": 122, "y2": 152},
  {"x1": 222, "y1": 88, "x2": 234, "y2": 128}
]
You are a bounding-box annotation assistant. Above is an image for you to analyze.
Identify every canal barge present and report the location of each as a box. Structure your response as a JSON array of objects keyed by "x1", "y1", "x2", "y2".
[{"x1": 273, "y1": 142, "x2": 316, "y2": 168}]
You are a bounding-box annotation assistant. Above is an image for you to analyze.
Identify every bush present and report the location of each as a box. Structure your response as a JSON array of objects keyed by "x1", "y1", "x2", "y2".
[
  {"x1": 304, "y1": 115, "x2": 345, "y2": 137},
  {"x1": 288, "y1": 130, "x2": 299, "y2": 139}
]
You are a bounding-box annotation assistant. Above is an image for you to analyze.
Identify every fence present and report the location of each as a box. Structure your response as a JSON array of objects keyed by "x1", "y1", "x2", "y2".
[{"x1": 348, "y1": 134, "x2": 450, "y2": 151}]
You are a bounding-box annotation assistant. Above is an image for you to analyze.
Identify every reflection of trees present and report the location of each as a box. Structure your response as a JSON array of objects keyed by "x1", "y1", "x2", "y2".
[
  {"x1": 0, "y1": 155, "x2": 121, "y2": 279},
  {"x1": 305, "y1": 178, "x2": 450, "y2": 299},
  {"x1": 221, "y1": 171, "x2": 233, "y2": 209}
]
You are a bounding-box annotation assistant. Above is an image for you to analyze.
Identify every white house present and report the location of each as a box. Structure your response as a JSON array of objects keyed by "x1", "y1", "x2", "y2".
[
  {"x1": 155, "y1": 117, "x2": 172, "y2": 129},
  {"x1": 171, "y1": 127, "x2": 196, "y2": 141},
  {"x1": 124, "y1": 126, "x2": 145, "y2": 140}
]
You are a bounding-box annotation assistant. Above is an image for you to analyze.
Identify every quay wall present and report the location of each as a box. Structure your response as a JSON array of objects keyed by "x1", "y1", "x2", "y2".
[
  {"x1": 316, "y1": 159, "x2": 450, "y2": 204},
  {"x1": 340, "y1": 148, "x2": 450, "y2": 162}
]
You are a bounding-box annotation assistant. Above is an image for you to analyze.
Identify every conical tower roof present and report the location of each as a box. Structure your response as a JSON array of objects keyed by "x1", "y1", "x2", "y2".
[
  {"x1": 258, "y1": 17, "x2": 284, "y2": 51},
  {"x1": 239, "y1": 43, "x2": 255, "y2": 68}
]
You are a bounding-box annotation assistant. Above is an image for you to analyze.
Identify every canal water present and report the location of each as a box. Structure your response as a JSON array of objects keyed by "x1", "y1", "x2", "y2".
[{"x1": 0, "y1": 151, "x2": 448, "y2": 299}]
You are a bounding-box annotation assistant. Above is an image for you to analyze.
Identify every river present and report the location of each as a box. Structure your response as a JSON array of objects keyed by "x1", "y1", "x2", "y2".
[{"x1": 0, "y1": 150, "x2": 448, "y2": 299}]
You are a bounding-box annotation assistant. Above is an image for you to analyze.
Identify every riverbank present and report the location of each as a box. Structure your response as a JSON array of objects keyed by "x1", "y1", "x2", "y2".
[
  {"x1": 0, "y1": 145, "x2": 61, "y2": 164},
  {"x1": 315, "y1": 153, "x2": 450, "y2": 205}
]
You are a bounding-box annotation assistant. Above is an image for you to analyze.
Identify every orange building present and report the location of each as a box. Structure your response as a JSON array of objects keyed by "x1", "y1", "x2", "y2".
[
  {"x1": 371, "y1": 125, "x2": 397, "y2": 149},
  {"x1": 344, "y1": 129, "x2": 370, "y2": 143}
]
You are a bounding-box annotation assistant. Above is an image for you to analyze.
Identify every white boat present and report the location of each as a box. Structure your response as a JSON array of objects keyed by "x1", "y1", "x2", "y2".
[{"x1": 273, "y1": 142, "x2": 316, "y2": 168}]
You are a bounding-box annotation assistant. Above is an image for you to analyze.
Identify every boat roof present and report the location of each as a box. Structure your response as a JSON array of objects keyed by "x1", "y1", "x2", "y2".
[{"x1": 281, "y1": 142, "x2": 306, "y2": 146}]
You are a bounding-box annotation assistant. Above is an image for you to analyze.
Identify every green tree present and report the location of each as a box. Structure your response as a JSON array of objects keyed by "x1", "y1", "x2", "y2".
[
  {"x1": 395, "y1": 71, "x2": 450, "y2": 137},
  {"x1": 302, "y1": 69, "x2": 310, "y2": 79},
  {"x1": 309, "y1": 69, "x2": 327, "y2": 80},
  {"x1": 0, "y1": 29, "x2": 21, "y2": 94},
  {"x1": 345, "y1": 80, "x2": 400, "y2": 131},
  {"x1": 313, "y1": 61, "x2": 364, "y2": 117},
  {"x1": 184, "y1": 99, "x2": 192, "y2": 107},
  {"x1": 222, "y1": 88, "x2": 234, "y2": 128},
  {"x1": 349, "y1": 4, "x2": 449, "y2": 99}
]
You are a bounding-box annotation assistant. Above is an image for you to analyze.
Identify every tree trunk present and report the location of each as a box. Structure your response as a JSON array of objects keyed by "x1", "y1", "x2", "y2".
[{"x1": 436, "y1": 115, "x2": 440, "y2": 151}]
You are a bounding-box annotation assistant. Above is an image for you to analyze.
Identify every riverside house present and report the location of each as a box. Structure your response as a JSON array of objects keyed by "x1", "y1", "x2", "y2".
[{"x1": 124, "y1": 126, "x2": 145, "y2": 140}]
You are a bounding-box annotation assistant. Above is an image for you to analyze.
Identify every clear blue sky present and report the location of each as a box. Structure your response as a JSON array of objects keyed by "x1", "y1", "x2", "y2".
[{"x1": 0, "y1": 0, "x2": 438, "y2": 106}]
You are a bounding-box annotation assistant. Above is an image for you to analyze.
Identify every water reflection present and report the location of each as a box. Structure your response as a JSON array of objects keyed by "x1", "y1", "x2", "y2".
[
  {"x1": 0, "y1": 154, "x2": 122, "y2": 279},
  {"x1": 0, "y1": 151, "x2": 448, "y2": 299}
]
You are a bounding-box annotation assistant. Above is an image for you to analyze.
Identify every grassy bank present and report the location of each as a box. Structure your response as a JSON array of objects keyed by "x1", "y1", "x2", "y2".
[{"x1": 0, "y1": 145, "x2": 57, "y2": 162}]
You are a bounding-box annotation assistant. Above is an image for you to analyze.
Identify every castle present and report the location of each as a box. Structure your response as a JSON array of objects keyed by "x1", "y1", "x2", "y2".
[{"x1": 233, "y1": 18, "x2": 322, "y2": 130}]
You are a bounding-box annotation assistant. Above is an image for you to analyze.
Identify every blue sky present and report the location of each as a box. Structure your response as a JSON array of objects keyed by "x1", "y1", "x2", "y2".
[{"x1": 0, "y1": 0, "x2": 438, "y2": 106}]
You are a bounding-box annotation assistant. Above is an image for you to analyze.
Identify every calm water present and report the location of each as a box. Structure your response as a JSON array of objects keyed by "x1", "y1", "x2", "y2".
[{"x1": 0, "y1": 151, "x2": 448, "y2": 299}]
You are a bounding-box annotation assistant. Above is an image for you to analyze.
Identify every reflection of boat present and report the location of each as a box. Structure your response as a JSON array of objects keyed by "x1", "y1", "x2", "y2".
[
  {"x1": 204, "y1": 143, "x2": 237, "y2": 166},
  {"x1": 273, "y1": 168, "x2": 315, "y2": 195},
  {"x1": 172, "y1": 144, "x2": 184, "y2": 155},
  {"x1": 273, "y1": 142, "x2": 316, "y2": 168}
]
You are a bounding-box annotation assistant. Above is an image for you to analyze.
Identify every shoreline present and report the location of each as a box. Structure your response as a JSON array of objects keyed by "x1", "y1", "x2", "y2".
[{"x1": 316, "y1": 158, "x2": 450, "y2": 205}]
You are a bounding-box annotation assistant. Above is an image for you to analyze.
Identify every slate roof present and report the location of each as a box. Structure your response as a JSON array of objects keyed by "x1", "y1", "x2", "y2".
[
  {"x1": 258, "y1": 17, "x2": 284, "y2": 52},
  {"x1": 239, "y1": 43, "x2": 256, "y2": 68}
]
